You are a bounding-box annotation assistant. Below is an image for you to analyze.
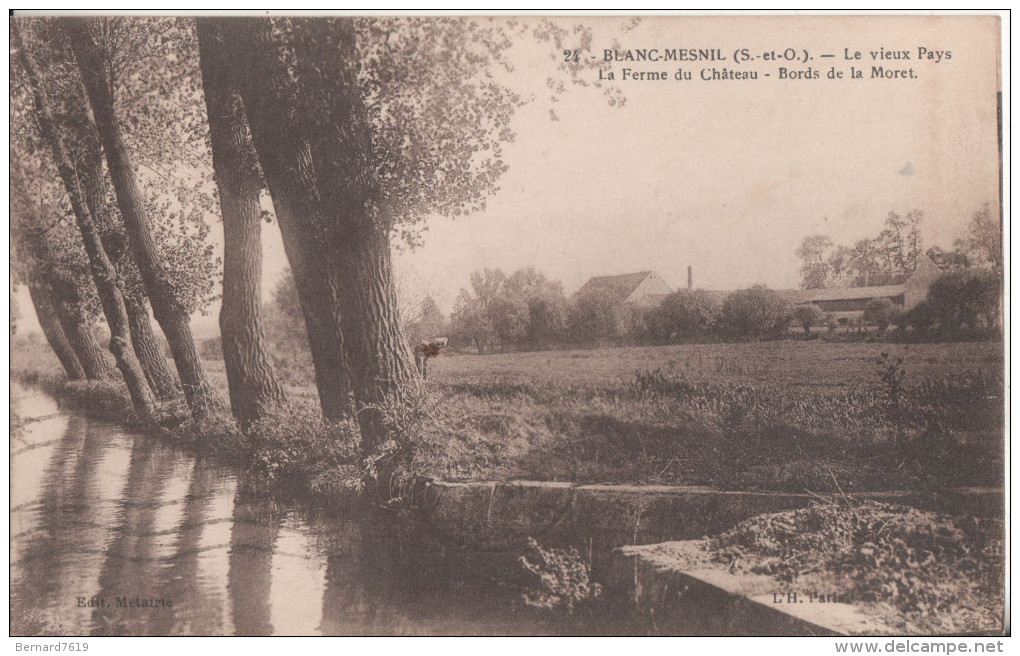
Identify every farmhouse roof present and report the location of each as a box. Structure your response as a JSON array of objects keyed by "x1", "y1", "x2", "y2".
[
  {"x1": 800, "y1": 285, "x2": 905, "y2": 303},
  {"x1": 573, "y1": 271, "x2": 657, "y2": 304}
]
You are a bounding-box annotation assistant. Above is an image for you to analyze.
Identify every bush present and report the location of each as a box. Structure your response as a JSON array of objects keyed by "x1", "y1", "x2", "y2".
[
  {"x1": 708, "y1": 501, "x2": 1003, "y2": 632},
  {"x1": 903, "y1": 299, "x2": 937, "y2": 334},
  {"x1": 649, "y1": 289, "x2": 720, "y2": 341},
  {"x1": 926, "y1": 270, "x2": 1001, "y2": 335},
  {"x1": 567, "y1": 288, "x2": 629, "y2": 345},
  {"x1": 863, "y1": 298, "x2": 898, "y2": 333},
  {"x1": 245, "y1": 401, "x2": 363, "y2": 499},
  {"x1": 719, "y1": 286, "x2": 792, "y2": 339},
  {"x1": 792, "y1": 304, "x2": 825, "y2": 335},
  {"x1": 199, "y1": 336, "x2": 223, "y2": 360}
]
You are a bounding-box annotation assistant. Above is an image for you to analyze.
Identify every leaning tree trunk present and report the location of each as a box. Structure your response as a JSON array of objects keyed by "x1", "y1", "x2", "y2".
[
  {"x1": 66, "y1": 18, "x2": 220, "y2": 417},
  {"x1": 58, "y1": 310, "x2": 114, "y2": 381},
  {"x1": 197, "y1": 19, "x2": 286, "y2": 427},
  {"x1": 27, "y1": 283, "x2": 86, "y2": 381},
  {"x1": 15, "y1": 25, "x2": 155, "y2": 419},
  {"x1": 221, "y1": 17, "x2": 355, "y2": 421},
  {"x1": 124, "y1": 293, "x2": 181, "y2": 401},
  {"x1": 63, "y1": 84, "x2": 182, "y2": 403}
]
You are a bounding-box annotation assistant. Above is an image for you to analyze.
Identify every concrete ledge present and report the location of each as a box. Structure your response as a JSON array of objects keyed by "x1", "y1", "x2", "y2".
[
  {"x1": 418, "y1": 480, "x2": 1003, "y2": 551},
  {"x1": 604, "y1": 541, "x2": 896, "y2": 636}
]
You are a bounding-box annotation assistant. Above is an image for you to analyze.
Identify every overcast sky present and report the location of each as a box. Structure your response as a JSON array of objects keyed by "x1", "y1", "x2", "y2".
[
  {"x1": 13, "y1": 15, "x2": 1002, "y2": 335},
  {"x1": 384, "y1": 15, "x2": 1001, "y2": 314}
]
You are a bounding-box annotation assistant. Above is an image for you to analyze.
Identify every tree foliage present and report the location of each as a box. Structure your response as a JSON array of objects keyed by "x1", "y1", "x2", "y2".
[
  {"x1": 792, "y1": 303, "x2": 825, "y2": 335},
  {"x1": 719, "y1": 286, "x2": 792, "y2": 339},
  {"x1": 796, "y1": 210, "x2": 926, "y2": 289},
  {"x1": 863, "y1": 298, "x2": 898, "y2": 333},
  {"x1": 648, "y1": 289, "x2": 719, "y2": 341}
]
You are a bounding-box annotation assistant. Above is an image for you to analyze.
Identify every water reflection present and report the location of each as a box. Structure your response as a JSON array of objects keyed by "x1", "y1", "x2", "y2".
[
  {"x1": 227, "y1": 493, "x2": 281, "y2": 635},
  {"x1": 10, "y1": 388, "x2": 583, "y2": 636}
]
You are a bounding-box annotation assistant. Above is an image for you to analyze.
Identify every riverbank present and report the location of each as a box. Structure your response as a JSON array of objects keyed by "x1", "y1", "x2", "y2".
[
  {"x1": 11, "y1": 378, "x2": 1005, "y2": 636},
  {"x1": 12, "y1": 335, "x2": 1006, "y2": 501}
]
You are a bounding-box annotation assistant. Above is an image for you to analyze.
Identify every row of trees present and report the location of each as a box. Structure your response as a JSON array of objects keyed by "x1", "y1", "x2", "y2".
[
  {"x1": 796, "y1": 205, "x2": 1002, "y2": 290},
  {"x1": 10, "y1": 16, "x2": 549, "y2": 453},
  {"x1": 420, "y1": 266, "x2": 1001, "y2": 353},
  {"x1": 438, "y1": 270, "x2": 797, "y2": 350},
  {"x1": 797, "y1": 210, "x2": 926, "y2": 289}
]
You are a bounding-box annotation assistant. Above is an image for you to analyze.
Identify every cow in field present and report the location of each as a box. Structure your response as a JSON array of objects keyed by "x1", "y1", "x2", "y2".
[{"x1": 414, "y1": 337, "x2": 448, "y2": 380}]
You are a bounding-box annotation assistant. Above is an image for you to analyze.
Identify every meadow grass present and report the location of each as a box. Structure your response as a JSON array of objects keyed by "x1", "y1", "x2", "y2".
[{"x1": 12, "y1": 335, "x2": 1004, "y2": 494}]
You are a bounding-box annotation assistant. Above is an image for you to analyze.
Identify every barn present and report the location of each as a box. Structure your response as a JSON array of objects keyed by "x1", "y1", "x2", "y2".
[
  {"x1": 572, "y1": 271, "x2": 673, "y2": 308},
  {"x1": 791, "y1": 254, "x2": 942, "y2": 314}
]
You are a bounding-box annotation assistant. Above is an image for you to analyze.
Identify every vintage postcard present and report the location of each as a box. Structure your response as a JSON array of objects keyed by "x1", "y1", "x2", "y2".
[{"x1": 8, "y1": 11, "x2": 1007, "y2": 644}]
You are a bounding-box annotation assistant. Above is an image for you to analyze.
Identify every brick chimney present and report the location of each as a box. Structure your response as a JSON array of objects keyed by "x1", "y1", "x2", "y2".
[{"x1": 687, "y1": 266, "x2": 693, "y2": 290}]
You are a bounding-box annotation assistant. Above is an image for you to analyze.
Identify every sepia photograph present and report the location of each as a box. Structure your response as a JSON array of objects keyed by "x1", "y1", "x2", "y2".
[{"x1": 8, "y1": 11, "x2": 1008, "y2": 642}]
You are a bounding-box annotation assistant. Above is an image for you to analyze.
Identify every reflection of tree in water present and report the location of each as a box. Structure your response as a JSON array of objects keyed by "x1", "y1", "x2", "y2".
[
  {"x1": 148, "y1": 458, "x2": 229, "y2": 635},
  {"x1": 90, "y1": 437, "x2": 178, "y2": 635},
  {"x1": 315, "y1": 517, "x2": 527, "y2": 636},
  {"x1": 12, "y1": 417, "x2": 104, "y2": 632},
  {"x1": 227, "y1": 488, "x2": 281, "y2": 636}
]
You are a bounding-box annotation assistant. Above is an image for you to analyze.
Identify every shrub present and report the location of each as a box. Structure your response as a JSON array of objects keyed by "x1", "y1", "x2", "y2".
[
  {"x1": 199, "y1": 336, "x2": 223, "y2": 360},
  {"x1": 863, "y1": 298, "x2": 898, "y2": 333},
  {"x1": 567, "y1": 288, "x2": 629, "y2": 345},
  {"x1": 359, "y1": 382, "x2": 452, "y2": 501},
  {"x1": 245, "y1": 402, "x2": 362, "y2": 499},
  {"x1": 649, "y1": 289, "x2": 720, "y2": 341},
  {"x1": 707, "y1": 501, "x2": 1004, "y2": 631},
  {"x1": 719, "y1": 286, "x2": 792, "y2": 339},
  {"x1": 926, "y1": 270, "x2": 1001, "y2": 335},
  {"x1": 792, "y1": 304, "x2": 825, "y2": 335},
  {"x1": 903, "y1": 299, "x2": 937, "y2": 335}
]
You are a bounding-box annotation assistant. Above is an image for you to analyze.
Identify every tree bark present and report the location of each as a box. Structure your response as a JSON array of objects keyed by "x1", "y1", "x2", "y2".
[
  {"x1": 224, "y1": 18, "x2": 419, "y2": 449},
  {"x1": 124, "y1": 293, "x2": 181, "y2": 401},
  {"x1": 61, "y1": 78, "x2": 184, "y2": 403},
  {"x1": 58, "y1": 311, "x2": 113, "y2": 381},
  {"x1": 15, "y1": 24, "x2": 155, "y2": 419},
  {"x1": 65, "y1": 17, "x2": 221, "y2": 417},
  {"x1": 196, "y1": 19, "x2": 286, "y2": 427},
  {"x1": 293, "y1": 19, "x2": 417, "y2": 447},
  {"x1": 330, "y1": 225, "x2": 417, "y2": 447},
  {"x1": 27, "y1": 283, "x2": 87, "y2": 381},
  {"x1": 222, "y1": 18, "x2": 356, "y2": 422}
]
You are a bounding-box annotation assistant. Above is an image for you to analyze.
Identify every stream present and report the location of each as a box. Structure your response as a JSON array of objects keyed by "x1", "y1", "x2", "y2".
[{"x1": 10, "y1": 384, "x2": 606, "y2": 636}]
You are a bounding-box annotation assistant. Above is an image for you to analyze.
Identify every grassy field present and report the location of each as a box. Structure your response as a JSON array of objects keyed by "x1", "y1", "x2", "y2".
[
  {"x1": 427, "y1": 341, "x2": 1003, "y2": 391},
  {"x1": 12, "y1": 335, "x2": 1005, "y2": 494},
  {"x1": 414, "y1": 341, "x2": 1005, "y2": 492}
]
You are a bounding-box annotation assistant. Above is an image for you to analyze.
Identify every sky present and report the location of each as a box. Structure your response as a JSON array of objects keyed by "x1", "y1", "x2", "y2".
[{"x1": 12, "y1": 15, "x2": 1003, "y2": 336}]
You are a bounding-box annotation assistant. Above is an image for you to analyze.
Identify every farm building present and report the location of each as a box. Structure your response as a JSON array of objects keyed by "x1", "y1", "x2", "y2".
[
  {"x1": 783, "y1": 254, "x2": 942, "y2": 314},
  {"x1": 572, "y1": 271, "x2": 673, "y2": 308},
  {"x1": 754, "y1": 255, "x2": 943, "y2": 326},
  {"x1": 572, "y1": 256, "x2": 941, "y2": 323}
]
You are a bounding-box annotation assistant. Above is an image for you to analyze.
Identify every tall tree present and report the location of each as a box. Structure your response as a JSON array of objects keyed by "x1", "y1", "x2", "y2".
[
  {"x1": 219, "y1": 17, "x2": 356, "y2": 422},
  {"x1": 43, "y1": 37, "x2": 184, "y2": 402},
  {"x1": 956, "y1": 204, "x2": 1002, "y2": 272},
  {"x1": 196, "y1": 19, "x2": 285, "y2": 426},
  {"x1": 10, "y1": 117, "x2": 111, "y2": 383},
  {"x1": 14, "y1": 23, "x2": 155, "y2": 418},
  {"x1": 796, "y1": 234, "x2": 833, "y2": 289},
  {"x1": 64, "y1": 17, "x2": 221, "y2": 416}
]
